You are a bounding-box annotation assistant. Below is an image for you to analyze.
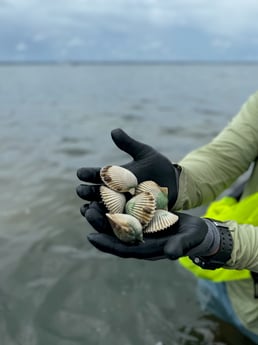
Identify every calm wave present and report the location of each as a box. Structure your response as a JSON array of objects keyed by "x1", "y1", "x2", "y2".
[{"x1": 0, "y1": 63, "x2": 257, "y2": 345}]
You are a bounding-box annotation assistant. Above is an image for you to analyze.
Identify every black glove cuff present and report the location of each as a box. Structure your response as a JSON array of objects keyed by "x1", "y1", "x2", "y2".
[{"x1": 190, "y1": 220, "x2": 233, "y2": 270}]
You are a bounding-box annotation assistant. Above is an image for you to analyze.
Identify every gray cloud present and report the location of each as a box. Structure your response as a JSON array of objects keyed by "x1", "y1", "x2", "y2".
[{"x1": 0, "y1": 0, "x2": 258, "y2": 61}]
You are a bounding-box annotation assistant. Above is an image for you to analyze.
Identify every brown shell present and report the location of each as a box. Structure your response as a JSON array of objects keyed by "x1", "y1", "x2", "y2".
[
  {"x1": 136, "y1": 180, "x2": 168, "y2": 210},
  {"x1": 100, "y1": 165, "x2": 138, "y2": 194},
  {"x1": 125, "y1": 191, "x2": 156, "y2": 227}
]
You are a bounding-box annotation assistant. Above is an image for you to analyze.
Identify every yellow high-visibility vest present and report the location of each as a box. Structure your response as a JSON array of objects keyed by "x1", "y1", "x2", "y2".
[{"x1": 179, "y1": 192, "x2": 258, "y2": 281}]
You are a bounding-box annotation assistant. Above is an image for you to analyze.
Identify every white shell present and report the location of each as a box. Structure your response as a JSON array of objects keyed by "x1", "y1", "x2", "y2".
[
  {"x1": 106, "y1": 213, "x2": 143, "y2": 243},
  {"x1": 100, "y1": 165, "x2": 138, "y2": 194},
  {"x1": 144, "y1": 210, "x2": 178, "y2": 233},
  {"x1": 100, "y1": 185, "x2": 126, "y2": 213},
  {"x1": 136, "y1": 180, "x2": 168, "y2": 210},
  {"x1": 125, "y1": 191, "x2": 155, "y2": 227}
]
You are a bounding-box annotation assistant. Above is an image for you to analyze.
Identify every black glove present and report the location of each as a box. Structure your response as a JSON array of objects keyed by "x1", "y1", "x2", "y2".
[
  {"x1": 85, "y1": 208, "x2": 214, "y2": 260},
  {"x1": 76, "y1": 128, "x2": 181, "y2": 210}
]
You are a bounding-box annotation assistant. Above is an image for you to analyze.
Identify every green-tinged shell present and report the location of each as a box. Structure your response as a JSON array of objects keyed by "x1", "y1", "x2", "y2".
[
  {"x1": 125, "y1": 191, "x2": 156, "y2": 227},
  {"x1": 100, "y1": 165, "x2": 138, "y2": 194},
  {"x1": 100, "y1": 185, "x2": 126, "y2": 213},
  {"x1": 144, "y1": 210, "x2": 179, "y2": 233},
  {"x1": 136, "y1": 180, "x2": 168, "y2": 210},
  {"x1": 106, "y1": 213, "x2": 143, "y2": 243}
]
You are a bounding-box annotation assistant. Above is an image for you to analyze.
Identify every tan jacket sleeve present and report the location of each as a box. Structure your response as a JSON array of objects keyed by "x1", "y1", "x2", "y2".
[
  {"x1": 173, "y1": 91, "x2": 258, "y2": 272},
  {"x1": 174, "y1": 91, "x2": 258, "y2": 210},
  {"x1": 224, "y1": 221, "x2": 258, "y2": 273}
]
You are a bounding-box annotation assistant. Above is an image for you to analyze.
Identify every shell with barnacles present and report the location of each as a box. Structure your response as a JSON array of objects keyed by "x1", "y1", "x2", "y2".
[
  {"x1": 100, "y1": 165, "x2": 138, "y2": 194},
  {"x1": 144, "y1": 210, "x2": 179, "y2": 233},
  {"x1": 136, "y1": 180, "x2": 168, "y2": 210},
  {"x1": 100, "y1": 185, "x2": 126, "y2": 214},
  {"x1": 106, "y1": 213, "x2": 143, "y2": 243},
  {"x1": 125, "y1": 191, "x2": 156, "y2": 227}
]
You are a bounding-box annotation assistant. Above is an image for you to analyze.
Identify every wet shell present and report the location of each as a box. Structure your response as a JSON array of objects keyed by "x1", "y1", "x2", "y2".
[
  {"x1": 100, "y1": 185, "x2": 126, "y2": 213},
  {"x1": 144, "y1": 210, "x2": 179, "y2": 233},
  {"x1": 100, "y1": 165, "x2": 138, "y2": 194},
  {"x1": 125, "y1": 191, "x2": 156, "y2": 227},
  {"x1": 136, "y1": 180, "x2": 168, "y2": 210},
  {"x1": 106, "y1": 213, "x2": 143, "y2": 243}
]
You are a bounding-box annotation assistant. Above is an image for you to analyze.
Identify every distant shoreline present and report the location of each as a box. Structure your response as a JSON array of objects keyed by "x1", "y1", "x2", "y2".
[{"x1": 0, "y1": 60, "x2": 258, "y2": 66}]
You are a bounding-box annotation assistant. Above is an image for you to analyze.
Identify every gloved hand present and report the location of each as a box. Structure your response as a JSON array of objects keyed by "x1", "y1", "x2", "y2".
[
  {"x1": 84, "y1": 205, "x2": 221, "y2": 261},
  {"x1": 76, "y1": 128, "x2": 181, "y2": 210}
]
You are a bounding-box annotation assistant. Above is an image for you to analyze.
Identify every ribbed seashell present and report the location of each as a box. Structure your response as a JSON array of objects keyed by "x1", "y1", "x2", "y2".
[
  {"x1": 136, "y1": 180, "x2": 168, "y2": 210},
  {"x1": 100, "y1": 185, "x2": 126, "y2": 213},
  {"x1": 144, "y1": 210, "x2": 179, "y2": 233},
  {"x1": 100, "y1": 165, "x2": 138, "y2": 194},
  {"x1": 125, "y1": 191, "x2": 155, "y2": 227},
  {"x1": 106, "y1": 213, "x2": 143, "y2": 243}
]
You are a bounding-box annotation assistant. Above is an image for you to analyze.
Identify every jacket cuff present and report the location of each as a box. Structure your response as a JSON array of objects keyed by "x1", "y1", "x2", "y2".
[{"x1": 190, "y1": 220, "x2": 233, "y2": 270}]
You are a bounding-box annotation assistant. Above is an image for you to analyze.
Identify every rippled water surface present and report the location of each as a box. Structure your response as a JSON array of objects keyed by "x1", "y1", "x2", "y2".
[{"x1": 1, "y1": 63, "x2": 258, "y2": 345}]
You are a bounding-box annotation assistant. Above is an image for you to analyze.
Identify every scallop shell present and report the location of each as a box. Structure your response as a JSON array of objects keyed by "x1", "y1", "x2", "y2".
[
  {"x1": 106, "y1": 213, "x2": 143, "y2": 243},
  {"x1": 125, "y1": 191, "x2": 156, "y2": 227},
  {"x1": 100, "y1": 185, "x2": 126, "y2": 213},
  {"x1": 100, "y1": 165, "x2": 138, "y2": 194},
  {"x1": 144, "y1": 210, "x2": 179, "y2": 233},
  {"x1": 136, "y1": 180, "x2": 168, "y2": 210}
]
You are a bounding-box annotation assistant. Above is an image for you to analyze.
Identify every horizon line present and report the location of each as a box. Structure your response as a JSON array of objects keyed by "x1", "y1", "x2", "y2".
[{"x1": 0, "y1": 59, "x2": 258, "y2": 66}]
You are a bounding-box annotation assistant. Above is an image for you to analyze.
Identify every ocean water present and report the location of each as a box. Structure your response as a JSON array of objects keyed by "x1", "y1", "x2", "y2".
[{"x1": 0, "y1": 63, "x2": 257, "y2": 345}]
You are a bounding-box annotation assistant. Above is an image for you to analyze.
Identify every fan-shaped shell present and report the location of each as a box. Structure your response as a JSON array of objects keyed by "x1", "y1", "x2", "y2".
[
  {"x1": 144, "y1": 210, "x2": 178, "y2": 233},
  {"x1": 106, "y1": 213, "x2": 143, "y2": 243},
  {"x1": 125, "y1": 191, "x2": 155, "y2": 227},
  {"x1": 100, "y1": 185, "x2": 126, "y2": 213},
  {"x1": 136, "y1": 180, "x2": 168, "y2": 210},
  {"x1": 100, "y1": 165, "x2": 138, "y2": 194}
]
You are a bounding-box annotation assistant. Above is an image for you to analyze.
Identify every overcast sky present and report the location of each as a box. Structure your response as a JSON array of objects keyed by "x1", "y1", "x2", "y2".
[{"x1": 1, "y1": 0, "x2": 258, "y2": 62}]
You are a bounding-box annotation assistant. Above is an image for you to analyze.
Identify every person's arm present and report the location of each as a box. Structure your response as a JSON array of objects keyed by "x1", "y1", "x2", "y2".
[
  {"x1": 174, "y1": 91, "x2": 258, "y2": 210},
  {"x1": 224, "y1": 221, "x2": 258, "y2": 273},
  {"x1": 85, "y1": 210, "x2": 258, "y2": 273},
  {"x1": 77, "y1": 93, "x2": 258, "y2": 270}
]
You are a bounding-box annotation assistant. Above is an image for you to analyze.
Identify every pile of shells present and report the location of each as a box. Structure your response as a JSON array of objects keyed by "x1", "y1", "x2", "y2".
[{"x1": 100, "y1": 165, "x2": 179, "y2": 244}]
